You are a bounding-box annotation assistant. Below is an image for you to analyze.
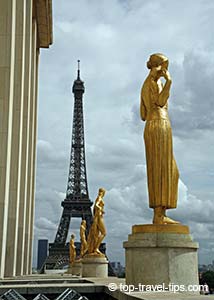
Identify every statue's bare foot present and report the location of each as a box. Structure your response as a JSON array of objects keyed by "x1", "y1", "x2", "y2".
[
  {"x1": 163, "y1": 216, "x2": 180, "y2": 224},
  {"x1": 153, "y1": 207, "x2": 180, "y2": 225}
]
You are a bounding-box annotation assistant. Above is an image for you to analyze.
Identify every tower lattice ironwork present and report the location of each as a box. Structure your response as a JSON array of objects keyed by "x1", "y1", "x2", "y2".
[{"x1": 43, "y1": 61, "x2": 95, "y2": 270}]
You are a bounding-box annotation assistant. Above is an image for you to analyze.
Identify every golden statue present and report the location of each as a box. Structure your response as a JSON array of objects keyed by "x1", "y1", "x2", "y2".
[
  {"x1": 140, "y1": 53, "x2": 179, "y2": 225},
  {"x1": 87, "y1": 188, "x2": 106, "y2": 256},
  {"x1": 80, "y1": 220, "x2": 88, "y2": 257},
  {"x1": 69, "y1": 234, "x2": 76, "y2": 265}
]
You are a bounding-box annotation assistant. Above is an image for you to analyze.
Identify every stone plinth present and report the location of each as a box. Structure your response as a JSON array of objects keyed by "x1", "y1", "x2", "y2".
[
  {"x1": 67, "y1": 261, "x2": 82, "y2": 276},
  {"x1": 123, "y1": 224, "x2": 199, "y2": 289},
  {"x1": 82, "y1": 255, "x2": 108, "y2": 278}
]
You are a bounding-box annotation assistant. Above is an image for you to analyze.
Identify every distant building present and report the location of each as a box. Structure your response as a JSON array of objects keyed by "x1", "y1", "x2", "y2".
[
  {"x1": 199, "y1": 262, "x2": 214, "y2": 272},
  {"x1": 37, "y1": 239, "x2": 48, "y2": 270},
  {"x1": 110, "y1": 262, "x2": 125, "y2": 277}
]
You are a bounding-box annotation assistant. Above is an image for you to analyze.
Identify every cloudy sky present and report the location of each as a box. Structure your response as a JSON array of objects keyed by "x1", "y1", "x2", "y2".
[{"x1": 34, "y1": 0, "x2": 214, "y2": 267}]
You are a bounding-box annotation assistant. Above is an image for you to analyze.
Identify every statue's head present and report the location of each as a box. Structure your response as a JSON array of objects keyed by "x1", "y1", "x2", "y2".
[
  {"x1": 81, "y1": 220, "x2": 86, "y2": 225},
  {"x1": 147, "y1": 53, "x2": 168, "y2": 70},
  {"x1": 98, "y1": 187, "x2": 106, "y2": 197},
  {"x1": 71, "y1": 234, "x2": 75, "y2": 239}
]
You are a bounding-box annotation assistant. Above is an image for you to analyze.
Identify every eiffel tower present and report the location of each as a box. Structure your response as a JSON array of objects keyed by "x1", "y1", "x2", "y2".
[
  {"x1": 53, "y1": 60, "x2": 93, "y2": 242},
  {"x1": 43, "y1": 61, "x2": 98, "y2": 270}
]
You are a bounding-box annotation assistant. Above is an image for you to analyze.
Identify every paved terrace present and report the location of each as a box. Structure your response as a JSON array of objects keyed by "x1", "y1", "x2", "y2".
[{"x1": 0, "y1": 274, "x2": 212, "y2": 300}]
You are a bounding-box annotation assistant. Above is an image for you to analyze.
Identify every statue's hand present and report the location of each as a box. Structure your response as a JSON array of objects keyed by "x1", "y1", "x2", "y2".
[{"x1": 161, "y1": 69, "x2": 171, "y2": 81}]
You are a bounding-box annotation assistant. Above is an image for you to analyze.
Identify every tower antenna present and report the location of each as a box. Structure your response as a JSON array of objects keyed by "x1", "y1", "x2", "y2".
[{"x1": 77, "y1": 59, "x2": 80, "y2": 79}]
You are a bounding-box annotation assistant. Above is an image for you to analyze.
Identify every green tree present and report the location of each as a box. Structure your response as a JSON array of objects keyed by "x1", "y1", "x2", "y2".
[{"x1": 202, "y1": 271, "x2": 214, "y2": 290}]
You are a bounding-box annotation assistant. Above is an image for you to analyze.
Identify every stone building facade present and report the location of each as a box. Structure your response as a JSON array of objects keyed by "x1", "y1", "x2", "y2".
[{"x1": 0, "y1": 0, "x2": 53, "y2": 278}]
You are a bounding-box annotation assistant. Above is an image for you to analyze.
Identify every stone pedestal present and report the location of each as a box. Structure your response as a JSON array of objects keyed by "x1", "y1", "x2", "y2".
[
  {"x1": 67, "y1": 261, "x2": 82, "y2": 276},
  {"x1": 123, "y1": 224, "x2": 199, "y2": 289},
  {"x1": 82, "y1": 255, "x2": 108, "y2": 278}
]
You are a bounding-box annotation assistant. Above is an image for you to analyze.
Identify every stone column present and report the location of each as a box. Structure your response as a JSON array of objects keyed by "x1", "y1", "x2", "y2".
[
  {"x1": 23, "y1": 17, "x2": 37, "y2": 275},
  {"x1": 0, "y1": 0, "x2": 16, "y2": 278},
  {"x1": 4, "y1": 0, "x2": 26, "y2": 278},
  {"x1": 28, "y1": 31, "x2": 39, "y2": 276},
  {"x1": 16, "y1": 0, "x2": 33, "y2": 276}
]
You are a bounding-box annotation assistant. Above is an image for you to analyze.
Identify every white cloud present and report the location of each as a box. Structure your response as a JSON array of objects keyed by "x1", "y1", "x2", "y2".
[{"x1": 35, "y1": 217, "x2": 57, "y2": 231}]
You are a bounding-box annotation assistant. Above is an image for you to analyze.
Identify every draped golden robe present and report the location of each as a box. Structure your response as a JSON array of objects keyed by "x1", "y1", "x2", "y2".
[{"x1": 141, "y1": 76, "x2": 179, "y2": 209}]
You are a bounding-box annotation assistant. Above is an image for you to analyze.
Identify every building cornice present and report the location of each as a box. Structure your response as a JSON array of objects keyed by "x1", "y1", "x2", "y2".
[{"x1": 35, "y1": 0, "x2": 53, "y2": 48}]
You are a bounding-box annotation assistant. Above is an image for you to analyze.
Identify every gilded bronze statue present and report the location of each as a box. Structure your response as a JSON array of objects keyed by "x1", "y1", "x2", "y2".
[
  {"x1": 80, "y1": 220, "x2": 88, "y2": 257},
  {"x1": 87, "y1": 188, "x2": 106, "y2": 256},
  {"x1": 140, "y1": 53, "x2": 179, "y2": 225},
  {"x1": 69, "y1": 234, "x2": 76, "y2": 264}
]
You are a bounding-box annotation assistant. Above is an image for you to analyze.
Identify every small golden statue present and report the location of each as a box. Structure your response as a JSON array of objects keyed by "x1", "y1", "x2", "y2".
[
  {"x1": 140, "y1": 53, "x2": 179, "y2": 225},
  {"x1": 69, "y1": 234, "x2": 76, "y2": 265},
  {"x1": 87, "y1": 188, "x2": 106, "y2": 256},
  {"x1": 80, "y1": 220, "x2": 88, "y2": 257}
]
